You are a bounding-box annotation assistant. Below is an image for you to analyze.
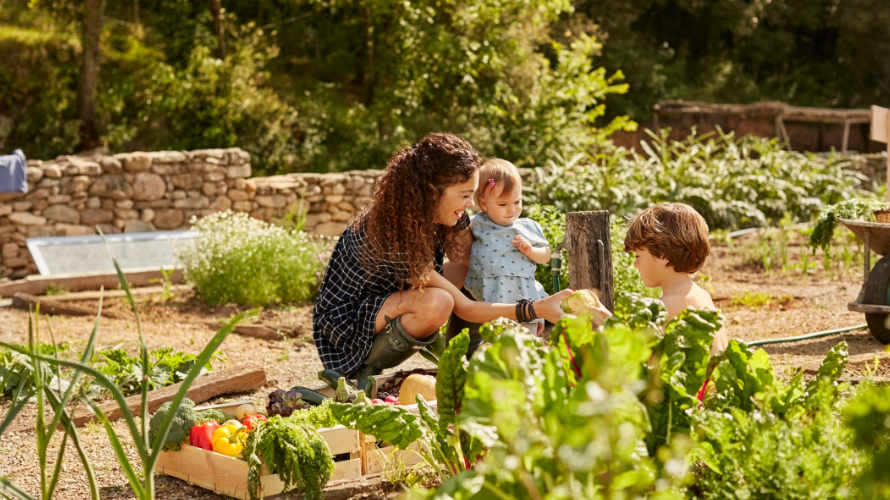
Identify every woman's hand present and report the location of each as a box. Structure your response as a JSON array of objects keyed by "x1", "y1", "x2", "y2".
[{"x1": 532, "y1": 289, "x2": 574, "y2": 323}]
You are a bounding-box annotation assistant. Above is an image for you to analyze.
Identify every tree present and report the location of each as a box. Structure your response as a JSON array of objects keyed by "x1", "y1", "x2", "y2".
[{"x1": 77, "y1": 0, "x2": 104, "y2": 150}]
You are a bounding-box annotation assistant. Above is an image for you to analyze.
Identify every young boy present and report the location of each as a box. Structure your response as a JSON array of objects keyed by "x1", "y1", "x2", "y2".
[{"x1": 624, "y1": 202, "x2": 727, "y2": 355}]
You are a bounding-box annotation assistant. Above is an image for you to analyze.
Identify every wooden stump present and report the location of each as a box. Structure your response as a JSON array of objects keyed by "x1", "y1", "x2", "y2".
[{"x1": 566, "y1": 211, "x2": 614, "y2": 311}]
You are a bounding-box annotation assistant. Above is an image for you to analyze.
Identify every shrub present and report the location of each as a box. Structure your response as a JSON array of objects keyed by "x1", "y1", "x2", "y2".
[
  {"x1": 527, "y1": 128, "x2": 870, "y2": 231},
  {"x1": 178, "y1": 211, "x2": 331, "y2": 306}
]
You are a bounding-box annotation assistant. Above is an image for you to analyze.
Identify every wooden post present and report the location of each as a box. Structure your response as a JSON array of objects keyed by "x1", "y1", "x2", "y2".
[
  {"x1": 565, "y1": 211, "x2": 614, "y2": 311},
  {"x1": 870, "y1": 105, "x2": 890, "y2": 199}
]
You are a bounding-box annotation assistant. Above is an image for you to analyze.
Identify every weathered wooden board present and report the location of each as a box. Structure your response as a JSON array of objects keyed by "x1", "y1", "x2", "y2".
[
  {"x1": 68, "y1": 365, "x2": 266, "y2": 427},
  {"x1": 0, "y1": 269, "x2": 184, "y2": 298},
  {"x1": 871, "y1": 105, "x2": 889, "y2": 143},
  {"x1": 11, "y1": 292, "x2": 124, "y2": 319}
]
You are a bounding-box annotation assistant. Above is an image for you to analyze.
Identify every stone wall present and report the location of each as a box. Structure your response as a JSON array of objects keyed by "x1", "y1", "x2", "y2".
[{"x1": 0, "y1": 148, "x2": 380, "y2": 279}]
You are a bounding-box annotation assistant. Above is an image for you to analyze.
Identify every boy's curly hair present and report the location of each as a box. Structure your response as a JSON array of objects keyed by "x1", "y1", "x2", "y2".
[
  {"x1": 355, "y1": 132, "x2": 481, "y2": 285},
  {"x1": 624, "y1": 202, "x2": 710, "y2": 273}
]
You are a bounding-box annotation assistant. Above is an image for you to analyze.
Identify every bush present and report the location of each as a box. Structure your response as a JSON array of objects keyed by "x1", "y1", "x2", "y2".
[
  {"x1": 527, "y1": 128, "x2": 870, "y2": 231},
  {"x1": 178, "y1": 211, "x2": 331, "y2": 306}
]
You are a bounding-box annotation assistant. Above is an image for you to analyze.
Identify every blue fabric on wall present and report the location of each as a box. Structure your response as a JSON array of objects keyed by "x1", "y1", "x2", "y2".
[{"x1": 0, "y1": 149, "x2": 27, "y2": 193}]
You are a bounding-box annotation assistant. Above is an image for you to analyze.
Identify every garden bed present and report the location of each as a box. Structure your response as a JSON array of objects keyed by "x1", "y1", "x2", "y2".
[{"x1": 1, "y1": 231, "x2": 888, "y2": 498}]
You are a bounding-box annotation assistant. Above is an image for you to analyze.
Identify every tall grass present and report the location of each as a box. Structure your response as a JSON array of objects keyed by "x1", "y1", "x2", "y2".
[{"x1": 0, "y1": 262, "x2": 250, "y2": 499}]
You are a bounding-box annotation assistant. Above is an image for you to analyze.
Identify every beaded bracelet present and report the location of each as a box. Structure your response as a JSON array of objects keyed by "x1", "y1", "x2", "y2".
[{"x1": 515, "y1": 299, "x2": 538, "y2": 322}]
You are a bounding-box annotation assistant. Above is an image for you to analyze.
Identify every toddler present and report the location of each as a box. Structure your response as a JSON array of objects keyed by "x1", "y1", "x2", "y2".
[
  {"x1": 624, "y1": 202, "x2": 728, "y2": 356},
  {"x1": 465, "y1": 159, "x2": 550, "y2": 335}
]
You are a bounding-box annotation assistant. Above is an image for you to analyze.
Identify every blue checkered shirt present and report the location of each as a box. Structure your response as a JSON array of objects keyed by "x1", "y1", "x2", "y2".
[{"x1": 313, "y1": 225, "x2": 444, "y2": 376}]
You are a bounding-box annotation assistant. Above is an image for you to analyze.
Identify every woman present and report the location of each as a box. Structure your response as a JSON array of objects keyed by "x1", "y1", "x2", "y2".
[{"x1": 313, "y1": 133, "x2": 571, "y2": 389}]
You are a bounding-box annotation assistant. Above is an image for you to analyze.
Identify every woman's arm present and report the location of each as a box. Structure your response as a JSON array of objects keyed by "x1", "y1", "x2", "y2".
[
  {"x1": 423, "y1": 269, "x2": 572, "y2": 323},
  {"x1": 442, "y1": 227, "x2": 473, "y2": 287}
]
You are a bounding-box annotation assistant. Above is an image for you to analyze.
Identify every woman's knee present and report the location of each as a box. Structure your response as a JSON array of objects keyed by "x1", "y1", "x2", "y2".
[{"x1": 419, "y1": 288, "x2": 454, "y2": 326}]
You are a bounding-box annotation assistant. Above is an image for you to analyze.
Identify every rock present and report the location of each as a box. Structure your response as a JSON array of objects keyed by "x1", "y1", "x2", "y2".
[
  {"x1": 154, "y1": 209, "x2": 184, "y2": 229},
  {"x1": 44, "y1": 205, "x2": 81, "y2": 224},
  {"x1": 124, "y1": 219, "x2": 156, "y2": 233},
  {"x1": 119, "y1": 152, "x2": 152, "y2": 172},
  {"x1": 80, "y1": 208, "x2": 114, "y2": 226},
  {"x1": 8, "y1": 212, "x2": 45, "y2": 226},
  {"x1": 132, "y1": 173, "x2": 166, "y2": 201}
]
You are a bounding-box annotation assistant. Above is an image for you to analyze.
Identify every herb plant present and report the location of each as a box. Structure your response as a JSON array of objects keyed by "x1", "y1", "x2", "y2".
[{"x1": 178, "y1": 210, "x2": 332, "y2": 306}]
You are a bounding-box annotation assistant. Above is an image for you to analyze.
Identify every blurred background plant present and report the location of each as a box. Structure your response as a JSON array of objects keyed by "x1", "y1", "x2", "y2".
[{"x1": 177, "y1": 210, "x2": 331, "y2": 306}]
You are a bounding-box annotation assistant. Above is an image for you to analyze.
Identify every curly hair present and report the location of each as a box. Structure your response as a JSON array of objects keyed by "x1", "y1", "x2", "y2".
[
  {"x1": 624, "y1": 202, "x2": 710, "y2": 273},
  {"x1": 354, "y1": 132, "x2": 481, "y2": 286}
]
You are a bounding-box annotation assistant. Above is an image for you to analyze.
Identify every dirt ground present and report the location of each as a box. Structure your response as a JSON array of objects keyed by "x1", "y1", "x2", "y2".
[{"x1": 1, "y1": 232, "x2": 888, "y2": 499}]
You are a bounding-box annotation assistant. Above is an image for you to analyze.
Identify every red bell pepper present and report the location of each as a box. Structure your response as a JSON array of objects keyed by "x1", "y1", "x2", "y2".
[
  {"x1": 189, "y1": 422, "x2": 220, "y2": 451},
  {"x1": 241, "y1": 414, "x2": 267, "y2": 431}
]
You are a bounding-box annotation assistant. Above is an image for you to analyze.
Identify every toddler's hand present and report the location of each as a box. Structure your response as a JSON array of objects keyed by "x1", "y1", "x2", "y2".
[{"x1": 513, "y1": 234, "x2": 532, "y2": 254}]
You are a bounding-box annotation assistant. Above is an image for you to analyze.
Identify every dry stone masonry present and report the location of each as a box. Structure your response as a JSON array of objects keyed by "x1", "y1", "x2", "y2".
[{"x1": 0, "y1": 148, "x2": 380, "y2": 279}]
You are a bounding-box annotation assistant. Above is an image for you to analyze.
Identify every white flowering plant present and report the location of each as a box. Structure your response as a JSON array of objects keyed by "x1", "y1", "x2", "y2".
[{"x1": 178, "y1": 211, "x2": 332, "y2": 306}]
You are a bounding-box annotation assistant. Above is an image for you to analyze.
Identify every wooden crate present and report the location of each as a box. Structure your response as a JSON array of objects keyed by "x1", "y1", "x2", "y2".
[
  {"x1": 360, "y1": 432, "x2": 424, "y2": 475},
  {"x1": 359, "y1": 400, "x2": 434, "y2": 476},
  {"x1": 156, "y1": 425, "x2": 361, "y2": 500}
]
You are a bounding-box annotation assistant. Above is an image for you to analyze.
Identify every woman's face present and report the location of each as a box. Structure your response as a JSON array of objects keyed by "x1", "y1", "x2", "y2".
[{"x1": 433, "y1": 172, "x2": 478, "y2": 226}]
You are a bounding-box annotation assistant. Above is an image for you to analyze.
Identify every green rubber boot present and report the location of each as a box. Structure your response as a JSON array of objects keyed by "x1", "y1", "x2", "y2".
[
  {"x1": 354, "y1": 315, "x2": 438, "y2": 395},
  {"x1": 444, "y1": 288, "x2": 483, "y2": 358}
]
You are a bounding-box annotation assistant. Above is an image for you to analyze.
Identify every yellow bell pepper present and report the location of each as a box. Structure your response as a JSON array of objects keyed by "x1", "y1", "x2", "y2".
[{"x1": 211, "y1": 423, "x2": 244, "y2": 457}]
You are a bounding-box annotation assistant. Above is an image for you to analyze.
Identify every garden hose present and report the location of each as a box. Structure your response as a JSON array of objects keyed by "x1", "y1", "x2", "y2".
[
  {"x1": 551, "y1": 256, "x2": 562, "y2": 292},
  {"x1": 745, "y1": 324, "x2": 867, "y2": 347}
]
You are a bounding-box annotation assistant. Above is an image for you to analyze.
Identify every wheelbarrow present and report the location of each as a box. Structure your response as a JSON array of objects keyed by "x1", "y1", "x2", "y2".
[{"x1": 841, "y1": 218, "x2": 890, "y2": 343}]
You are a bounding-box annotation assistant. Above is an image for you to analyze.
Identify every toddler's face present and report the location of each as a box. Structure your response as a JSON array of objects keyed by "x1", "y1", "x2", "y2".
[
  {"x1": 479, "y1": 185, "x2": 522, "y2": 226},
  {"x1": 632, "y1": 247, "x2": 669, "y2": 288}
]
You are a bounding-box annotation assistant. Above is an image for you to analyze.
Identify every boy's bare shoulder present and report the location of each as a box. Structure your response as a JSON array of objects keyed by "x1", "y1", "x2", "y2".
[{"x1": 662, "y1": 283, "x2": 715, "y2": 318}]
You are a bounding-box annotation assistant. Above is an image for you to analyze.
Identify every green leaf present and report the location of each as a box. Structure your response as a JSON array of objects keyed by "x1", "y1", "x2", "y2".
[
  {"x1": 436, "y1": 329, "x2": 469, "y2": 433},
  {"x1": 331, "y1": 402, "x2": 424, "y2": 449}
]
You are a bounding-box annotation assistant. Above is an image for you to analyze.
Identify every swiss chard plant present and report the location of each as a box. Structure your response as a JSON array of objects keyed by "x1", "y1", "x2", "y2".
[
  {"x1": 407, "y1": 317, "x2": 688, "y2": 499},
  {"x1": 646, "y1": 309, "x2": 722, "y2": 453},
  {"x1": 689, "y1": 342, "x2": 864, "y2": 499},
  {"x1": 331, "y1": 329, "x2": 486, "y2": 480}
]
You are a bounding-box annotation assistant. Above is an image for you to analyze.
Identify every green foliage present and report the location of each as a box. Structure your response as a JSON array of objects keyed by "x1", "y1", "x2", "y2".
[
  {"x1": 646, "y1": 309, "x2": 722, "y2": 453},
  {"x1": 691, "y1": 343, "x2": 862, "y2": 499},
  {"x1": 1, "y1": 343, "x2": 213, "y2": 400},
  {"x1": 527, "y1": 128, "x2": 869, "y2": 231},
  {"x1": 575, "y1": 0, "x2": 890, "y2": 119},
  {"x1": 147, "y1": 398, "x2": 198, "y2": 452},
  {"x1": 0, "y1": 21, "x2": 80, "y2": 158},
  {"x1": 285, "y1": 399, "x2": 337, "y2": 429},
  {"x1": 243, "y1": 416, "x2": 333, "y2": 500},
  {"x1": 284, "y1": 0, "x2": 633, "y2": 171},
  {"x1": 333, "y1": 331, "x2": 484, "y2": 480},
  {"x1": 178, "y1": 211, "x2": 331, "y2": 306},
  {"x1": 1, "y1": 260, "x2": 250, "y2": 499},
  {"x1": 843, "y1": 383, "x2": 890, "y2": 498},
  {"x1": 96, "y1": 347, "x2": 213, "y2": 396},
  {"x1": 809, "y1": 198, "x2": 885, "y2": 251},
  {"x1": 122, "y1": 32, "x2": 300, "y2": 173},
  {"x1": 0, "y1": 342, "x2": 70, "y2": 398},
  {"x1": 407, "y1": 317, "x2": 687, "y2": 499}
]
